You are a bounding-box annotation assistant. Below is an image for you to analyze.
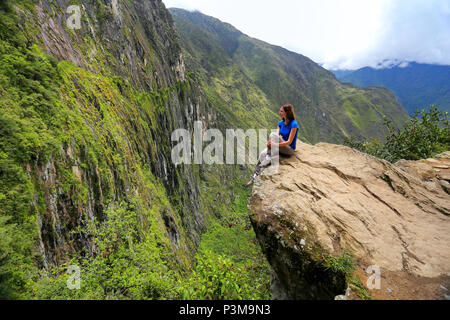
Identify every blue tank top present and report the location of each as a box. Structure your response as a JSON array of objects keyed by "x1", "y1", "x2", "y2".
[{"x1": 278, "y1": 120, "x2": 299, "y2": 150}]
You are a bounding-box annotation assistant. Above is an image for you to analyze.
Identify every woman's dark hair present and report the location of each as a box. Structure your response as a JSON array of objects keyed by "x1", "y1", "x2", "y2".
[{"x1": 283, "y1": 104, "x2": 296, "y2": 122}]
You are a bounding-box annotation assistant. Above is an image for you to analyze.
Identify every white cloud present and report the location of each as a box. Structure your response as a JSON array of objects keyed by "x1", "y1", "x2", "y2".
[{"x1": 162, "y1": 0, "x2": 450, "y2": 70}]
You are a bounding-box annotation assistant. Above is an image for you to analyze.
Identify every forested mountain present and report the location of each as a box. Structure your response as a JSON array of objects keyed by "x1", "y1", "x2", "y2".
[{"x1": 333, "y1": 62, "x2": 450, "y2": 115}]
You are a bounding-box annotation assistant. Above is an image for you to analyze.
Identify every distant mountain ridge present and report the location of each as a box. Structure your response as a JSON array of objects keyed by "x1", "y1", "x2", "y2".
[
  {"x1": 169, "y1": 8, "x2": 410, "y2": 144},
  {"x1": 331, "y1": 62, "x2": 450, "y2": 115}
]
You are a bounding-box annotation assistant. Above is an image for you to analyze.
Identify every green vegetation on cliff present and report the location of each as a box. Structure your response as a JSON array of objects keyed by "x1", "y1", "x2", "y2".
[
  {"x1": 0, "y1": 0, "x2": 271, "y2": 300},
  {"x1": 34, "y1": 200, "x2": 181, "y2": 300},
  {"x1": 1, "y1": 2, "x2": 59, "y2": 297},
  {"x1": 0, "y1": 1, "x2": 191, "y2": 299}
]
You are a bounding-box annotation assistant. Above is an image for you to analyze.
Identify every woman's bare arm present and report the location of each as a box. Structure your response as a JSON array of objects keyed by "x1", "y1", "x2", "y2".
[{"x1": 277, "y1": 128, "x2": 297, "y2": 147}]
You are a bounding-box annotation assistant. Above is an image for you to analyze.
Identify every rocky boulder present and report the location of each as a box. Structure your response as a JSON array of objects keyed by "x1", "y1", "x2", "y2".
[{"x1": 249, "y1": 141, "x2": 450, "y2": 300}]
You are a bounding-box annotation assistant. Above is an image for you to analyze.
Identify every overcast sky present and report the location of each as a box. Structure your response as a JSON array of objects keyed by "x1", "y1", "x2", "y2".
[{"x1": 162, "y1": 0, "x2": 450, "y2": 70}]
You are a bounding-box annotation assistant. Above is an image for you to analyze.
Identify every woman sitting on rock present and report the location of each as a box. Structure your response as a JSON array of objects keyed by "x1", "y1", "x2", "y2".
[{"x1": 247, "y1": 104, "x2": 299, "y2": 186}]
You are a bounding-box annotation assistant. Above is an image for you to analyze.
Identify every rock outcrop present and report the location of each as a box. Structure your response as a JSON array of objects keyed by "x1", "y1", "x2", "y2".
[{"x1": 249, "y1": 141, "x2": 450, "y2": 300}]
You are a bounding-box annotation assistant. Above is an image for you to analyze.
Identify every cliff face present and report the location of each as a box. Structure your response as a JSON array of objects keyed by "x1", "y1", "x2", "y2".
[
  {"x1": 1, "y1": 0, "x2": 245, "y2": 298},
  {"x1": 249, "y1": 143, "x2": 450, "y2": 300},
  {"x1": 35, "y1": 0, "x2": 185, "y2": 89},
  {"x1": 20, "y1": 0, "x2": 209, "y2": 267}
]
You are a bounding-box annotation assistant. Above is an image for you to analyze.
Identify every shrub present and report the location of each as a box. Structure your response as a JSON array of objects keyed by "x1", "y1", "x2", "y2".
[
  {"x1": 345, "y1": 106, "x2": 449, "y2": 163},
  {"x1": 177, "y1": 184, "x2": 272, "y2": 300},
  {"x1": 178, "y1": 250, "x2": 257, "y2": 300},
  {"x1": 33, "y1": 202, "x2": 180, "y2": 300}
]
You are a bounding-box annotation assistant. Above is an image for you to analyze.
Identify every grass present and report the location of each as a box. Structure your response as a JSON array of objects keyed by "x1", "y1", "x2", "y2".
[{"x1": 323, "y1": 249, "x2": 373, "y2": 300}]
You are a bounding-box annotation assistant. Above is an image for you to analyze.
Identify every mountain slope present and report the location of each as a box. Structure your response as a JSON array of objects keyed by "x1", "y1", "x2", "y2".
[
  {"x1": 168, "y1": 8, "x2": 279, "y2": 132},
  {"x1": 169, "y1": 8, "x2": 411, "y2": 144},
  {"x1": 334, "y1": 62, "x2": 450, "y2": 115}
]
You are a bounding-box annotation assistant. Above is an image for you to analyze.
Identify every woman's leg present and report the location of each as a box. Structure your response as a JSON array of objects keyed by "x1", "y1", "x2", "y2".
[
  {"x1": 258, "y1": 132, "x2": 281, "y2": 167},
  {"x1": 279, "y1": 144, "x2": 295, "y2": 156},
  {"x1": 252, "y1": 148, "x2": 269, "y2": 180},
  {"x1": 258, "y1": 148, "x2": 269, "y2": 164},
  {"x1": 270, "y1": 133, "x2": 295, "y2": 157},
  {"x1": 247, "y1": 133, "x2": 295, "y2": 186}
]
